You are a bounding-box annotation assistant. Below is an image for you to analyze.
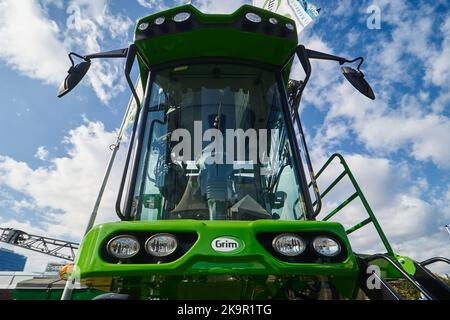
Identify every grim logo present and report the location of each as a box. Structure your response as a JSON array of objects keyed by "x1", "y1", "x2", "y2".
[{"x1": 211, "y1": 237, "x2": 240, "y2": 252}]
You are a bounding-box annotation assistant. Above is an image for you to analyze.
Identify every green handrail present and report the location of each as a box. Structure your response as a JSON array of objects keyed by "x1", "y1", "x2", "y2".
[{"x1": 308, "y1": 153, "x2": 394, "y2": 256}]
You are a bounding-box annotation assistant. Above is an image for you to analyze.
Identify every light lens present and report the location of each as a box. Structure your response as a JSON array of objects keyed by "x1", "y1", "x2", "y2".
[
  {"x1": 272, "y1": 234, "x2": 305, "y2": 256},
  {"x1": 107, "y1": 236, "x2": 140, "y2": 259},
  {"x1": 286, "y1": 23, "x2": 295, "y2": 31},
  {"x1": 138, "y1": 22, "x2": 149, "y2": 31},
  {"x1": 154, "y1": 17, "x2": 165, "y2": 25},
  {"x1": 245, "y1": 13, "x2": 262, "y2": 23},
  {"x1": 313, "y1": 237, "x2": 341, "y2": 257},
  {"x1": 269, "y1": 17, "x2": 278, "y2": 25},
  {"x1": 173, "y1": 12, "x2": 191, "y2": 23},
  {"x1": 145, "y1": 233, "x2": 178, "y2": 257}
]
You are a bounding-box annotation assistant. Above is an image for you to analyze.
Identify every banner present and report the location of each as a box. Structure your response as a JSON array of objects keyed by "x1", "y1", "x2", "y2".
[{"x1": 252, "y1": 0, "x2": 321, "y2": 34}]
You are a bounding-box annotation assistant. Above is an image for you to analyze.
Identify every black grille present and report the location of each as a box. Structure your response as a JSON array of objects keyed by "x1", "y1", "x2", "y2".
[
  {"x1": 101, "y1": 231, "x2": 198, "y2": 264},
  {"x1": 256, "y1": 232, "x2": 348, "y2": 263}
]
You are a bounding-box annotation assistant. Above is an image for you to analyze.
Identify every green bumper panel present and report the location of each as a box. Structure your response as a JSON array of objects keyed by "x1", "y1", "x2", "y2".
[{"x1": 76, "y1": 220, "x2": 358, "y2": 279}]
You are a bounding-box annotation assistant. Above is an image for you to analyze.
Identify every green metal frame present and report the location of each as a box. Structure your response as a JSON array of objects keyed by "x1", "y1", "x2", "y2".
[
  {"x1": 133, "y1": 4, "x2": 298, "y2": 91},
  {"x1": 309, "y1": 153, "x2": 394, "y2": 256},
  {"x1": 69, "y1": 220, "x2": 360, "y2": 299}
]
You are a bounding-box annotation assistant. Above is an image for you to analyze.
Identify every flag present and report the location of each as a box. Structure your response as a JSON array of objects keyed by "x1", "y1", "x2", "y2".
[{"x1": 252, "y1": 0, "x2": 321, "y2": 34}]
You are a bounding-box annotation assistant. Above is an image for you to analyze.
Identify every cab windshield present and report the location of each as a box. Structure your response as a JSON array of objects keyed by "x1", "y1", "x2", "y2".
[{"x1": 131, "y1": 63, "x2": 307, "y2": 221}]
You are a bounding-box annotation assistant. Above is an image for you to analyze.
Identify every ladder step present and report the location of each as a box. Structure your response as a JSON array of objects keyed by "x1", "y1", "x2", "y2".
[{"x1": 413, "y1": 262, "x2": 450, "y2": 300}]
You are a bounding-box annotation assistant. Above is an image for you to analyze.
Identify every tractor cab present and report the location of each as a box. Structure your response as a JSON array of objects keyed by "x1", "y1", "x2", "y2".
[
  {"x1": 130, "y1": 62, "x2": 308, "y2": 222},
  {"x1": 127, "y1": 5, "x2": 311, "y2": 223},
  {"x1": 54, "y1": 4, "x2": 450, "y2": 301}
]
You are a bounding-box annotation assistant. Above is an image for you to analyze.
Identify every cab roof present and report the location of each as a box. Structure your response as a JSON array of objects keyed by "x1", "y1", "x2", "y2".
[{"x1": 134, "y1": 4, "x2": 299, "y2": 87}]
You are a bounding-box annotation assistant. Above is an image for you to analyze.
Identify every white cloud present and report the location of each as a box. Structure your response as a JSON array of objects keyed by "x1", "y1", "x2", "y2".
[
  {"x1": 0, "y1": 0, "x2": 133, "y2": 104},
  {"x1": 40, "y1": 0, "x2": 64, "y2": 10},
  {"x1": 296, "y1": 28, "x2": 450, "y2": 169},
  {"x1": 330, "y1": 0, "x2": 355, "y2": 17},
  {"x1": 295, "y1": 15, "x2": 450, "y2": 271},
  {"x1": 320, "y1": 84, "x2": 450, "y2": 169},
  {"x1": 425, "y1": 17, "x2": 450, "y2": 88},
  {"x1": 63, "y1": 0, "x2": 133, "y2": 104},
  {"x1": 0, "y1": 0, "x2": 69, "y2": 85},
  {"x1": 0, "y1": 119, "x2": 125, "y2": 241},
  {"x1": 34, "y1": 146, "x2": 49, "y2": 161},
  {"x1": 311, "y1": 152, "x2": 450, "y2": 272},
  {"x1": 193, "y1": 0, "x2": 248, "y2": 13},
  {"x1": 137, "y1": 0, "x2": 167, "y2": 11},
  {"x1": 11, "y1": 199, "x2": 37, "y2": 213}
]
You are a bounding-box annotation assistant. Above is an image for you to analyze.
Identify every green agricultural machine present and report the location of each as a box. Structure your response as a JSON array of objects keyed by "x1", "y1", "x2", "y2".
[{"x1": 24, "y1": 4, "x2": 450, "y2": 300}]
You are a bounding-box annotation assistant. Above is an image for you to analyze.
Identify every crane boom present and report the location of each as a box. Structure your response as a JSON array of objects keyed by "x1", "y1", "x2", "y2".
[{"x1": 0, "y1": 227, "x2": 79, "y2": 261}]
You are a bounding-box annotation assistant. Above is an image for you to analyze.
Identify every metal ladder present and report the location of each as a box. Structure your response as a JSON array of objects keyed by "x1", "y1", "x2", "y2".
[{"x1": 309, "y1": 153, "x2": 450, "y2": 300}]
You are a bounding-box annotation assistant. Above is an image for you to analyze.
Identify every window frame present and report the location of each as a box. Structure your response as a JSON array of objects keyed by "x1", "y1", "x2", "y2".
[{"x1": 123, "y1": 58, "x2": 314, "y2": 221}]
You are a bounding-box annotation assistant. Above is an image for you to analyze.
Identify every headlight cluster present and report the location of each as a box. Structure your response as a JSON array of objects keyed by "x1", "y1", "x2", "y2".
[
  {"x1": 244, "y1": 12, "x2": 295, "y2": 32},
  {"x1": 271, "y1": 233, "x2": 341, "y2": 257},
  {"x1": 106, "y1": 233, "x2": 178, "y2": 260},
  {"x1": 145, "y1": 11, "x2": 192, "y2": 28},
  {"x1": 135, "y1": 9, "x2": 298, "y2": 43}
]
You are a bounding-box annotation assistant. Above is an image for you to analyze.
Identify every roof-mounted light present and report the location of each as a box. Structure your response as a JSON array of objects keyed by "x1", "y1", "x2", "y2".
[
  {"x1": 173, "y1": 12, "x2": 191, "y2": 23},
  {"x1": 154, "y1": 17, "x2": 165, "y2": 25},
  {"x1": 269, "y1": 17, "x2": 278, "y2": 25},
  {"x1": 138, "y1": 22, "x2": 149, "y2": 31},
  {"x1": 285, "y1": 23, "x2": 295, "y2": 31},
  {"x1": 245, "y1": 12, "x2": 262, "y2": 23}
]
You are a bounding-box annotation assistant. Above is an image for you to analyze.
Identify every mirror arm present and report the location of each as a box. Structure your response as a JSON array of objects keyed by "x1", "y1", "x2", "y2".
[
  {"x1": 305, "y1": 48, "x2": 347, "y2": 64},
  {"x1": 305, "y1": 48, "x2": 364, "y2": 70},
  {"x1": 64, "y1": 45, "x2": 142, "y2": 221},
  {"x1": 293, "y1": 45, "x2": 322, "y2": 219},
  {"x1": 67, "y1": 48, "x2": 129, "y2": 67},
  {"x1": 68, "y1": 52, "x2": 87, "y2": 66},
  {"x1": 345, "y1": 56, "x2": 364, "y2": 70},
  {"x1": 84, "y1": 48, "x2": 129, "y2": 60}
]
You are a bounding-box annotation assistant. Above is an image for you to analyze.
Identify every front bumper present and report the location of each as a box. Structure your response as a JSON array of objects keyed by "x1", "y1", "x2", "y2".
[{"x1": 75, "y1": 220, "x2": 358, "y2": 278}]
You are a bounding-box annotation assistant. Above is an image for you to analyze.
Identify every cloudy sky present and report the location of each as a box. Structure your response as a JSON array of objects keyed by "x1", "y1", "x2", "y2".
[{"x1": 0, "y1": 0, "x2": 449, "y2": 274}]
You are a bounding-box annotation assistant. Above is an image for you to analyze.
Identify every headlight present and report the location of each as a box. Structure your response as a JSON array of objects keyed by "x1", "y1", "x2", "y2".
[
  {"x1": 138, "y1": 22, "x2": 149, "y2": 31},
  {"x1": 154, "y1": 17, "x2": 165, "y2": 25},
  {"x1": 145, "y1": 233, "x2": 178, "y2": 257},
  {"x1": 313, "y1": 237, "x2": 341, "y2": 257},
  {"x1": 272, "y1": 234, "x2": 305, "y2": 256},
  {"x1": 173, "y1": 12, "x2": 191, "y2": 23},
  {"x1": 285, "y1": 23, "x2": 295, "y2": 31},
  {"x1": 107, "y1": 235, "x2": 140, "y2": 259},
  {"x1": 269, "y1": 17, "x2": 278, "y2": 25},
  {"x1": 245, "y1": 13, "x2": 262, "y2": 23}
]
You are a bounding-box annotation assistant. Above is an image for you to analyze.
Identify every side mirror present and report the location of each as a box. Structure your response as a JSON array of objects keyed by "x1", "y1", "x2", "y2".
[
  {"x1": 341, "y1": 66, "x2": 375, "y2": 100},
  {"x1": 57, "y1": 60, "x2": 91, "y2": 98}
]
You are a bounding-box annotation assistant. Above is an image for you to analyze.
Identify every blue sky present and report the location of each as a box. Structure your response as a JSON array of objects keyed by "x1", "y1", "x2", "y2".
[{"x1": 0, "y1": 0, "x2": 449, "y2": 273}]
